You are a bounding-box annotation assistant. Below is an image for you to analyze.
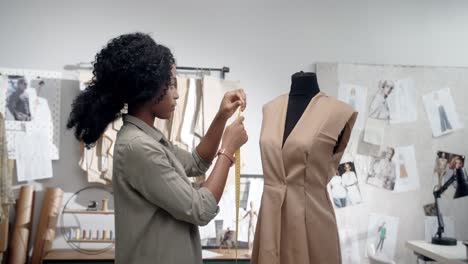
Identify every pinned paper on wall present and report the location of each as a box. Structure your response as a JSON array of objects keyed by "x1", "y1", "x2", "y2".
[
  {"x1": 387, "y1": 79, "x2": 418, "y2": 124},
  {"x1": 0, "y1": 68, "x2": 61, "y2": 160},
  {"x1": 393, "y1": 145, "x2": 420, "y2": 192},
  {"x1": 363, "y1": 118, "x2": 385, "y2": 146},
  {"x1": 338, "y1": 84, "x2": 368, "y2": 130},
  {"x1": 15, "y1": 130, "x2": 53, "y2": 181},
  {"x1": 339, "y1": 228, "x2": 361, "y2": 264},
  {"x1": 366, "y1": 213, "x2": 399, "y2": 261},
  {"x1": 433, "y1": 150, "x2": 465, "y2": 188},
  {"x1": 329, "y1": 162, "x2": 363, "y2": 209},
  {"x1": 423, "y1": 88, "x2": 463, "y2": 138},
  {"x1": 366, "y1": 147, "x2": 397, "y2": 191}
]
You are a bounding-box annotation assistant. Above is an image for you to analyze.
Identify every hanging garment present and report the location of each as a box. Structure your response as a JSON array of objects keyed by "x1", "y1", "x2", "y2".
[
  {"x1": 0, "y1": 113, "x2": 12, "y2": 222},
  {"x1": 252, "y1": 92, "x2": 357, "y2": 264},
  {"x1": 180, "y1": 78, "x2": 204, "y2": 151},
  {"x1": 167, "y1": 77, "x2": 189, "y2": 149},
  {"x1": 79, "y1": 121, "x2": 119, "y2": 184}
]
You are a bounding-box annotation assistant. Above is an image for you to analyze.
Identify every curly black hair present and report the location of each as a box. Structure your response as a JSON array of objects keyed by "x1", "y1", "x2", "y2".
[{"x1": 67, "y1": 33, "x2": 175, "y2": 147}]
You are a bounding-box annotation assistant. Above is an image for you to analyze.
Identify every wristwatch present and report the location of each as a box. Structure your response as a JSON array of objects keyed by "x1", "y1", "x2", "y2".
[{"x1": 217, "y1": 148, "x2": 235, "y2": 167}]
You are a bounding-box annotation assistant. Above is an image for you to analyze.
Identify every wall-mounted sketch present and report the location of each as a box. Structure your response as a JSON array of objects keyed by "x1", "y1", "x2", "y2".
[
  {"x1": 0, "y1": 69, "x2": 61, "y2": 160},
  {"x1": 386, "y1": 79, "x2": 418, "y2": 124},
  {"x1": 423, "y1": 88, "x2": 463, "y2": 137},
  {"x1": 366, "y1": 147, "x2": 396, "y2": 191},
  {"x1": 393, "y1": 145, "x2": 420, "y2": 192},
  {"x1": 338, "y1": 84, "x2": 368, "y2": 130},
  {"x1": 339, "y1": 228, "x2": 361, "y2": 264},
  {"x1": 366, "y1": 213, "x2": 399, "y2": 261},
  {"x1": 368, "y1": 80, "x2": 394, "y2": 121}
]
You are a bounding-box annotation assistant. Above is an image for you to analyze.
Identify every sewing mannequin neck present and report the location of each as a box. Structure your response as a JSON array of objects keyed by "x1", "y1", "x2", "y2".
[
  {"x1": 283, "y1": 71, "x2": 321, "y2": 146},
  {"x1": 289, "y1": 71, "x2": 320, "y2": 96}
]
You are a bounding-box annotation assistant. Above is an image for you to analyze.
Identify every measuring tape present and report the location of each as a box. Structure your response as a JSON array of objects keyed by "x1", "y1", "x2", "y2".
[{"x1": 234, "y1": 109, "x2": 241, "y2": 262}]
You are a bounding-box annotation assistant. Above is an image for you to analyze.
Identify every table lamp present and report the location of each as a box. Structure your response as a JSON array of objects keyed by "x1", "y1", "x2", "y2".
[{"x1": 432, "y1": 167, "x2": 468, "y2": 246}]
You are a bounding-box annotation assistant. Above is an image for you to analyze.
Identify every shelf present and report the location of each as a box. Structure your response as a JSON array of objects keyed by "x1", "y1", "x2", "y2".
[
  {"x1": 67, "y1": 239, "x2": 114, "y2": 243},
  {"x1": 63, "y1": 209, "x2": 114, "y2": 215}
]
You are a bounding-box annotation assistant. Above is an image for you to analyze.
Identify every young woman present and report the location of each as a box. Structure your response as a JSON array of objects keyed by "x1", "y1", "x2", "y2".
[{"x1": 67, "y1": 33, "x2": 248, "y2": 264}]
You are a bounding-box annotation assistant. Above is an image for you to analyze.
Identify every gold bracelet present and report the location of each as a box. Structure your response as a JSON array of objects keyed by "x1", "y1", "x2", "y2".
[{"x1": 217, "y1": 148, "x2": 235, "y2": 167}]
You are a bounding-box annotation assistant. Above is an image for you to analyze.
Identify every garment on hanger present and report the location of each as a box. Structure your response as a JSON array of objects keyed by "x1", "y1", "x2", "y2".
[
  {"x1": 78, "y1": 77, "x2": 199, "y2": 184},
  {"x1": 180, "y1": 78, "x2": 204, "y2": 151},
  {"x1": 0, "y1": 113, "x2": 12, "y2": 222},
  {"x1": 79, "y1": 120, "x2": 120, "y2": 184},
  {"x1": 252, "y1": 92, "x2": 357, "y2": 264}
]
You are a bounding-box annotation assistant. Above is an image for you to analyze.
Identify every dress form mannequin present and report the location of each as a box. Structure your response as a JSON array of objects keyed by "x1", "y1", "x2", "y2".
[
  {"x1": 284, "y1": 71, "x2": 343, "y2": 151},
  {"x1": 283, "y1": 71, "x2": 320, "y2": 146}
]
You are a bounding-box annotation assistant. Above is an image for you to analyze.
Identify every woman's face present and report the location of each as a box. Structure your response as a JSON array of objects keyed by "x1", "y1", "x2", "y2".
[
  {"x1": 153, "y1": 65, "x2": 179, "y2": 120},
  {"x1": 344, "y1": 164, "x2": 351, "y2": 172}
]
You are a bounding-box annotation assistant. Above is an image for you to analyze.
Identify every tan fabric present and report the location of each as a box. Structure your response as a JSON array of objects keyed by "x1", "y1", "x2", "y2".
[
  {"x1": 0, "y1": 113, "x2": 12, "y2": 223},
  {"x1": 112, "y1": 115, "x2": 218, "y2": 264},
  {"x1": 252, "y1": 92, "x2": 357, "y2": 264},
  {"x1": 168, "y1": 77, "x2": 189, "y2": 149},
  {"x1": 79, "y1": 77, "x2": 188, "y2": 185},
  {"x1": 79, "y1": 122, "x2": 118, "y2": 185}
]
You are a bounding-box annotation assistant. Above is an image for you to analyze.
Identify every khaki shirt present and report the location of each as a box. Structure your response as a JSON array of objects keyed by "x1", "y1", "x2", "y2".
[{"x1": 113, "y1": 115, "x2": 219, "y2": 264}]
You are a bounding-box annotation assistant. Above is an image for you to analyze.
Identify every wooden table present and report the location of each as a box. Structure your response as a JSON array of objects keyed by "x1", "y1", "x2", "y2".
[
  {"x1": 406, "y1": 240, "x2": 468, "y2": 264},
  {"x1": 42, "y1": 249, "x2": 251, "y2": 264}
]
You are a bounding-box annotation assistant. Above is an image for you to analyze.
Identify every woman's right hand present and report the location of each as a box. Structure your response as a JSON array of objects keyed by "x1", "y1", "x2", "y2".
[{"x1": 221, "y1": 116, "x2": 248, "y2": 154}]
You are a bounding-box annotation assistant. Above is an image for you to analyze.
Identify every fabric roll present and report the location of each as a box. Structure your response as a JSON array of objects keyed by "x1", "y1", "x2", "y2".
[
  {"x1": 30, "y1": 187, "x2": 63, "y2": 264},
  {"x1": 8, "y1": 185, "x2": 35, "y2": 264}
]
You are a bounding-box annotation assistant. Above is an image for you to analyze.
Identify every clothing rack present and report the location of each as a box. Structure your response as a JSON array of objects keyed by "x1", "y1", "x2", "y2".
[
  {"x1": 176, "y1": 66, "x2": 230, "y2": 79},
  {"x1": 67, "y1": 63, "x2": 230, "y2": 79}
]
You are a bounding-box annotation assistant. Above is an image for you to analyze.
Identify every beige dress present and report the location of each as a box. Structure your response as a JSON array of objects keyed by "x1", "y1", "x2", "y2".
[{"x1": 252, "y1": 92, "x2": 357, "y2": 264}]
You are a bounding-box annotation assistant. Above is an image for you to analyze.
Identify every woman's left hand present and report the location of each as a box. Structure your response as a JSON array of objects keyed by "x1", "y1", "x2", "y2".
[{"x1": 218, "y1": 89, "x2": 247, "y2": 120}]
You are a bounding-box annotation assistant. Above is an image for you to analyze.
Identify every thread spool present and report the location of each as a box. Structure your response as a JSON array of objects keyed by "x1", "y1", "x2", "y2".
[
  {"x1": 75, "y1": 228, "x2": 80, "y2": 240},
  {"x1": 101, "y1": 199, "x2": 109, "y2": 212}
]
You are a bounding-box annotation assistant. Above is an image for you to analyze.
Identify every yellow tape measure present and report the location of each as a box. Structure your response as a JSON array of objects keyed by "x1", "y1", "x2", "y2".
[{"x1": 234, "y1": 109, "x2": 241, "y2": 262}]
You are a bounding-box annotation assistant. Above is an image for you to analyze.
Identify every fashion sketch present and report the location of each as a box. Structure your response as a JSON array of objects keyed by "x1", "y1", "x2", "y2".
[
  {"x1": 367, "y1": 147, "x2": 396, "y2": 191},
  {"x1": 423, "y1": 88, "x2": 463, "y2": 137},
  {"x1": 368, "y1": 80, "x2": 394, "y2": 120},
  {"x1": 376, "y1": 222, "x2": 386, "y2": 252},
  {"x1": 434, "y1": 92, "x2": 452, "y2": 133},
  {"x1": 366, "y1": 213, "x2": 399, "y2": 261}
]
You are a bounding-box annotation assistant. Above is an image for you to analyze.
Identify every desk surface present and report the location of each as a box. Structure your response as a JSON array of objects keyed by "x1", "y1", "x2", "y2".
[
  {"x1": 43, "y1": 249, "x2": 251, "y2": 261},
  {"x1": 406, "y1": 240, "x2": 467, "y2": 264}
]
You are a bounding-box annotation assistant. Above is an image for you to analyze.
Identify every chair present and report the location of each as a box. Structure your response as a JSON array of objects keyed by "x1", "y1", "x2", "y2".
[{"x1": 367, "y1": 243, "x2": 396, "y2": 264}]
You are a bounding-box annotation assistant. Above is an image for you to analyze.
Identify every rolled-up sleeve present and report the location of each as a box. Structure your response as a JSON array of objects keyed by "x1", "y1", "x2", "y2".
[
  {"x1": 172, "y1": 145, "x2": 212, "y2": 177},
  {"x1": 123, "y1": 136, "x2": 218, "y2": 226}
]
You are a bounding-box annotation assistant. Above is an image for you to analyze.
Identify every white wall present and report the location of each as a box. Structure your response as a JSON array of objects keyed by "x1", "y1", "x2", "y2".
[{"x1": 1, "y1": 0, "x2": 468, "y2": 262}]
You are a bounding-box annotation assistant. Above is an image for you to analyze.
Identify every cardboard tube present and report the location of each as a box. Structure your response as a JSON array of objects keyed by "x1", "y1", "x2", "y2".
[
  {"x1": 30, "y1": 188, "x2": 63, "y2": 264},
  {"x1": 8, "y1": 185, "x2": 35, "y2": 264}
]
